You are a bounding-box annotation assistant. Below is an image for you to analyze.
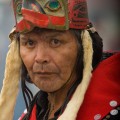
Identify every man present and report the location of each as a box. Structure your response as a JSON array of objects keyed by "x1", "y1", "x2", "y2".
[{"x1": 0, "y1": 0, "x2": 119, "y2": 120}]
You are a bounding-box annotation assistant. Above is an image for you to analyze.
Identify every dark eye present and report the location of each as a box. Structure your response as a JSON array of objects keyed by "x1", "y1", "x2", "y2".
[
  {"x1": 26, "y1": 39, "x2": 36, "y2": 48},
  {"x1": 45, "y1": 0, "x2": 61, "y2": 11},
  {"x1": 50, "y1": 39, "x2": 61, "y2": 47}
]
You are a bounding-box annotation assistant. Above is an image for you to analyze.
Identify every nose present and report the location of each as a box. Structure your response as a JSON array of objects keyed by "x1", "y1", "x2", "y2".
[{"x1": 35, "y1": 45, "x2": 50, "y2": 64}]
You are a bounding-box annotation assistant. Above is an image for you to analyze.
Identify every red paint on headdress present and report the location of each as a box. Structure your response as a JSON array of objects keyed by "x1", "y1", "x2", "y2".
[{"x1": 68, "y1": 0, "x2": 89, "y2": 29}]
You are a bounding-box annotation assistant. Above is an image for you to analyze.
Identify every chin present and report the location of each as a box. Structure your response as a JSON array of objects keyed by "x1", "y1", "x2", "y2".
[
  {"x1": 39, "y1": 87, "x2": 57, "y2": 93},
  {"x1": 34, "y1": 78, "x2": 61, "y2": 92},
  {"x1": 37, "y1": 84, "x2": 61, "y2": 93}
]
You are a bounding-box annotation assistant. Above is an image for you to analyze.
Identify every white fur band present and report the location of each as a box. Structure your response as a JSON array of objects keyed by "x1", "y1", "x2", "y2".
[{"x1": 0, "y1": 37, "x2": 22, "y2": 120}]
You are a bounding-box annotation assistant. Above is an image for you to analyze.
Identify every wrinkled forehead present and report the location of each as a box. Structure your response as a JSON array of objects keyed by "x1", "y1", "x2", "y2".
[{"x1": 20, "y1": 27, "x2": 73, "y2": 37}]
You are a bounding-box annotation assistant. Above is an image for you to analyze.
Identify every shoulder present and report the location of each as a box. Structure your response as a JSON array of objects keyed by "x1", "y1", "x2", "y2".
[
  {"x1": 91, "y1": 53, "x2": 120, "y2": 87},
  {"x1": 77, "y1": 53, "x2": 120, "y2": 120},
  {"x1": 93, "y1": 52, "x2": 120, "y2": 80}
]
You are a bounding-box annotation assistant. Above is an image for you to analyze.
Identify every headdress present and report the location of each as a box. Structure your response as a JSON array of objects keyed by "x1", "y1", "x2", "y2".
[
  {"x1": 0, "y1": 0, "x2": 102, "y2": 120},
  {"x1": 13, "y1": 0, "x2": 89, "y2": 32}
]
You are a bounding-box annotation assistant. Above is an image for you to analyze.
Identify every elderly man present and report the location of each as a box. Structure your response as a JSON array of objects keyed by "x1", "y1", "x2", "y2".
[{"x1": 0, "y1": 0, "x2": 120, "y2": 120}]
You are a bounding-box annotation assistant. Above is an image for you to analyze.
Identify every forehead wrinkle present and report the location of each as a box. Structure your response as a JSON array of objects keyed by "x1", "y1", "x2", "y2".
[
  {"x1": 20, "y1": 30, "x2": 69, "y2": 42},
  {"x1": 34, "y1": 30, "x2": 67, "y2": 40},
  {"x1": 20, "y1": 34, "x2": 31, "y2": 41},
  {"x1": 43, "y1": 32, "x2": 65, "y2": 39}
]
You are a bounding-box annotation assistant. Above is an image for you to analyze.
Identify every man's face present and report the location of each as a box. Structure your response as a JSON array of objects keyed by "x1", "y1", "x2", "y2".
[{"x1": 20, "y1": 29, "x2": 78, "y2": 92}]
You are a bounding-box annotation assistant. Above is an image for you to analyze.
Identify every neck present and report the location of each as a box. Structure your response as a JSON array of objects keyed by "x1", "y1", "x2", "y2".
[{"x1": 47, "y1": 75, "x2": 77, "y2": 119}]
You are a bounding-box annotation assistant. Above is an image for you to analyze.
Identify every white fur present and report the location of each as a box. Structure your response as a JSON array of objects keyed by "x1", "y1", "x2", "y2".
[{"x1": 0, "y1": 35, "x2": 22, "y2": 120}]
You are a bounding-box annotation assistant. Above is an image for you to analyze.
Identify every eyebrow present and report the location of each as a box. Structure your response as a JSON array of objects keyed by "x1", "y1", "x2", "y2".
[
  {"x1": 19, "y1": 35, "x2": 30, "y2": 42},
  {"x1": 46, "y1": 33, "x2": 62, "y2": 38},
  {"x1": 45, "y1": 32, "x2": 65, "y2": 38},
  {"x1": 20, "y1": 31, "x2": 66, "y2": 41}
]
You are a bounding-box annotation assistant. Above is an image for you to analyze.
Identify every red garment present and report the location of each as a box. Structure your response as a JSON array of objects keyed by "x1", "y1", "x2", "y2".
[
  {"x1": 77, "y1": 53, "x2": 120, "y2": 120},
  {"x1": 29, "y1": 104, "x2": 37, "y2": 120}
]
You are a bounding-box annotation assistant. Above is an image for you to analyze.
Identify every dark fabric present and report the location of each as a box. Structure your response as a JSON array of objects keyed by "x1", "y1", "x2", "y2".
[{"x1": 102, "y1": 52, "x2": 117, "y2": 60}]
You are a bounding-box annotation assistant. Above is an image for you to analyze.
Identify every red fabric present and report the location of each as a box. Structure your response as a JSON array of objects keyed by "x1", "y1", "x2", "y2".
[
  {"x1": 19, "y1": 109, "x2": 27, "y2": 120},
  {"x1": 16, "y1": 9, "x2": 66, "y2": 32},
  {"x1": 77, "y1": 53, "x2": 120, "y2": 120},
  {"x1": 22, "y1": 9, "x2": 49, "y2": 27},
  {"x1": 29, "y1": 104, "x2": 37, "y2": 120},
  {"x1": 16, "y1": 19, "x2": 32, "y2": 32},
  {"x1": 50, "y1": 16, "x2": 65, "y2": 25},
  {"x1": 19, "y1": 105, "x2": 37, "y2": 120},
  {"x1": 19, "y1": 113, "x2": 26, "y2": 120}
]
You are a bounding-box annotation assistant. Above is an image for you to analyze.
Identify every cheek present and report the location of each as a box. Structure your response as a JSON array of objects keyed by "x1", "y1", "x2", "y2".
[
  {"x1": 20, "y1": 47, "x2": 34, "y2": 72},
  {"x1": 55, "y1": 45, "x2": 78, "y2": 79}
]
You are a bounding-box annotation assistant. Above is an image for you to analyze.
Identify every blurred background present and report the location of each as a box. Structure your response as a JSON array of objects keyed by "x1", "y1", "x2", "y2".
[{"x1": 0, "y1": 0, "x2": 119, "y2": 119}]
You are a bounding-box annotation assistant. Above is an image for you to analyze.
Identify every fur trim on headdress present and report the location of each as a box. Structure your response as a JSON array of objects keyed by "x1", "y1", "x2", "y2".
[
  {"x1": 0, "y1": 31, "x2": 22, "y2": 120},
  {"x1": 58, "y1": 30, "x2": 93, "y2": 120}
]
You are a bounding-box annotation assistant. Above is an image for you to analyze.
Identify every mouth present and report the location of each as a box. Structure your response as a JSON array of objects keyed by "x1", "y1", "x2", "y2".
[{"x1": 33, "y1": 72, "x2": 56, "y2": 76}]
